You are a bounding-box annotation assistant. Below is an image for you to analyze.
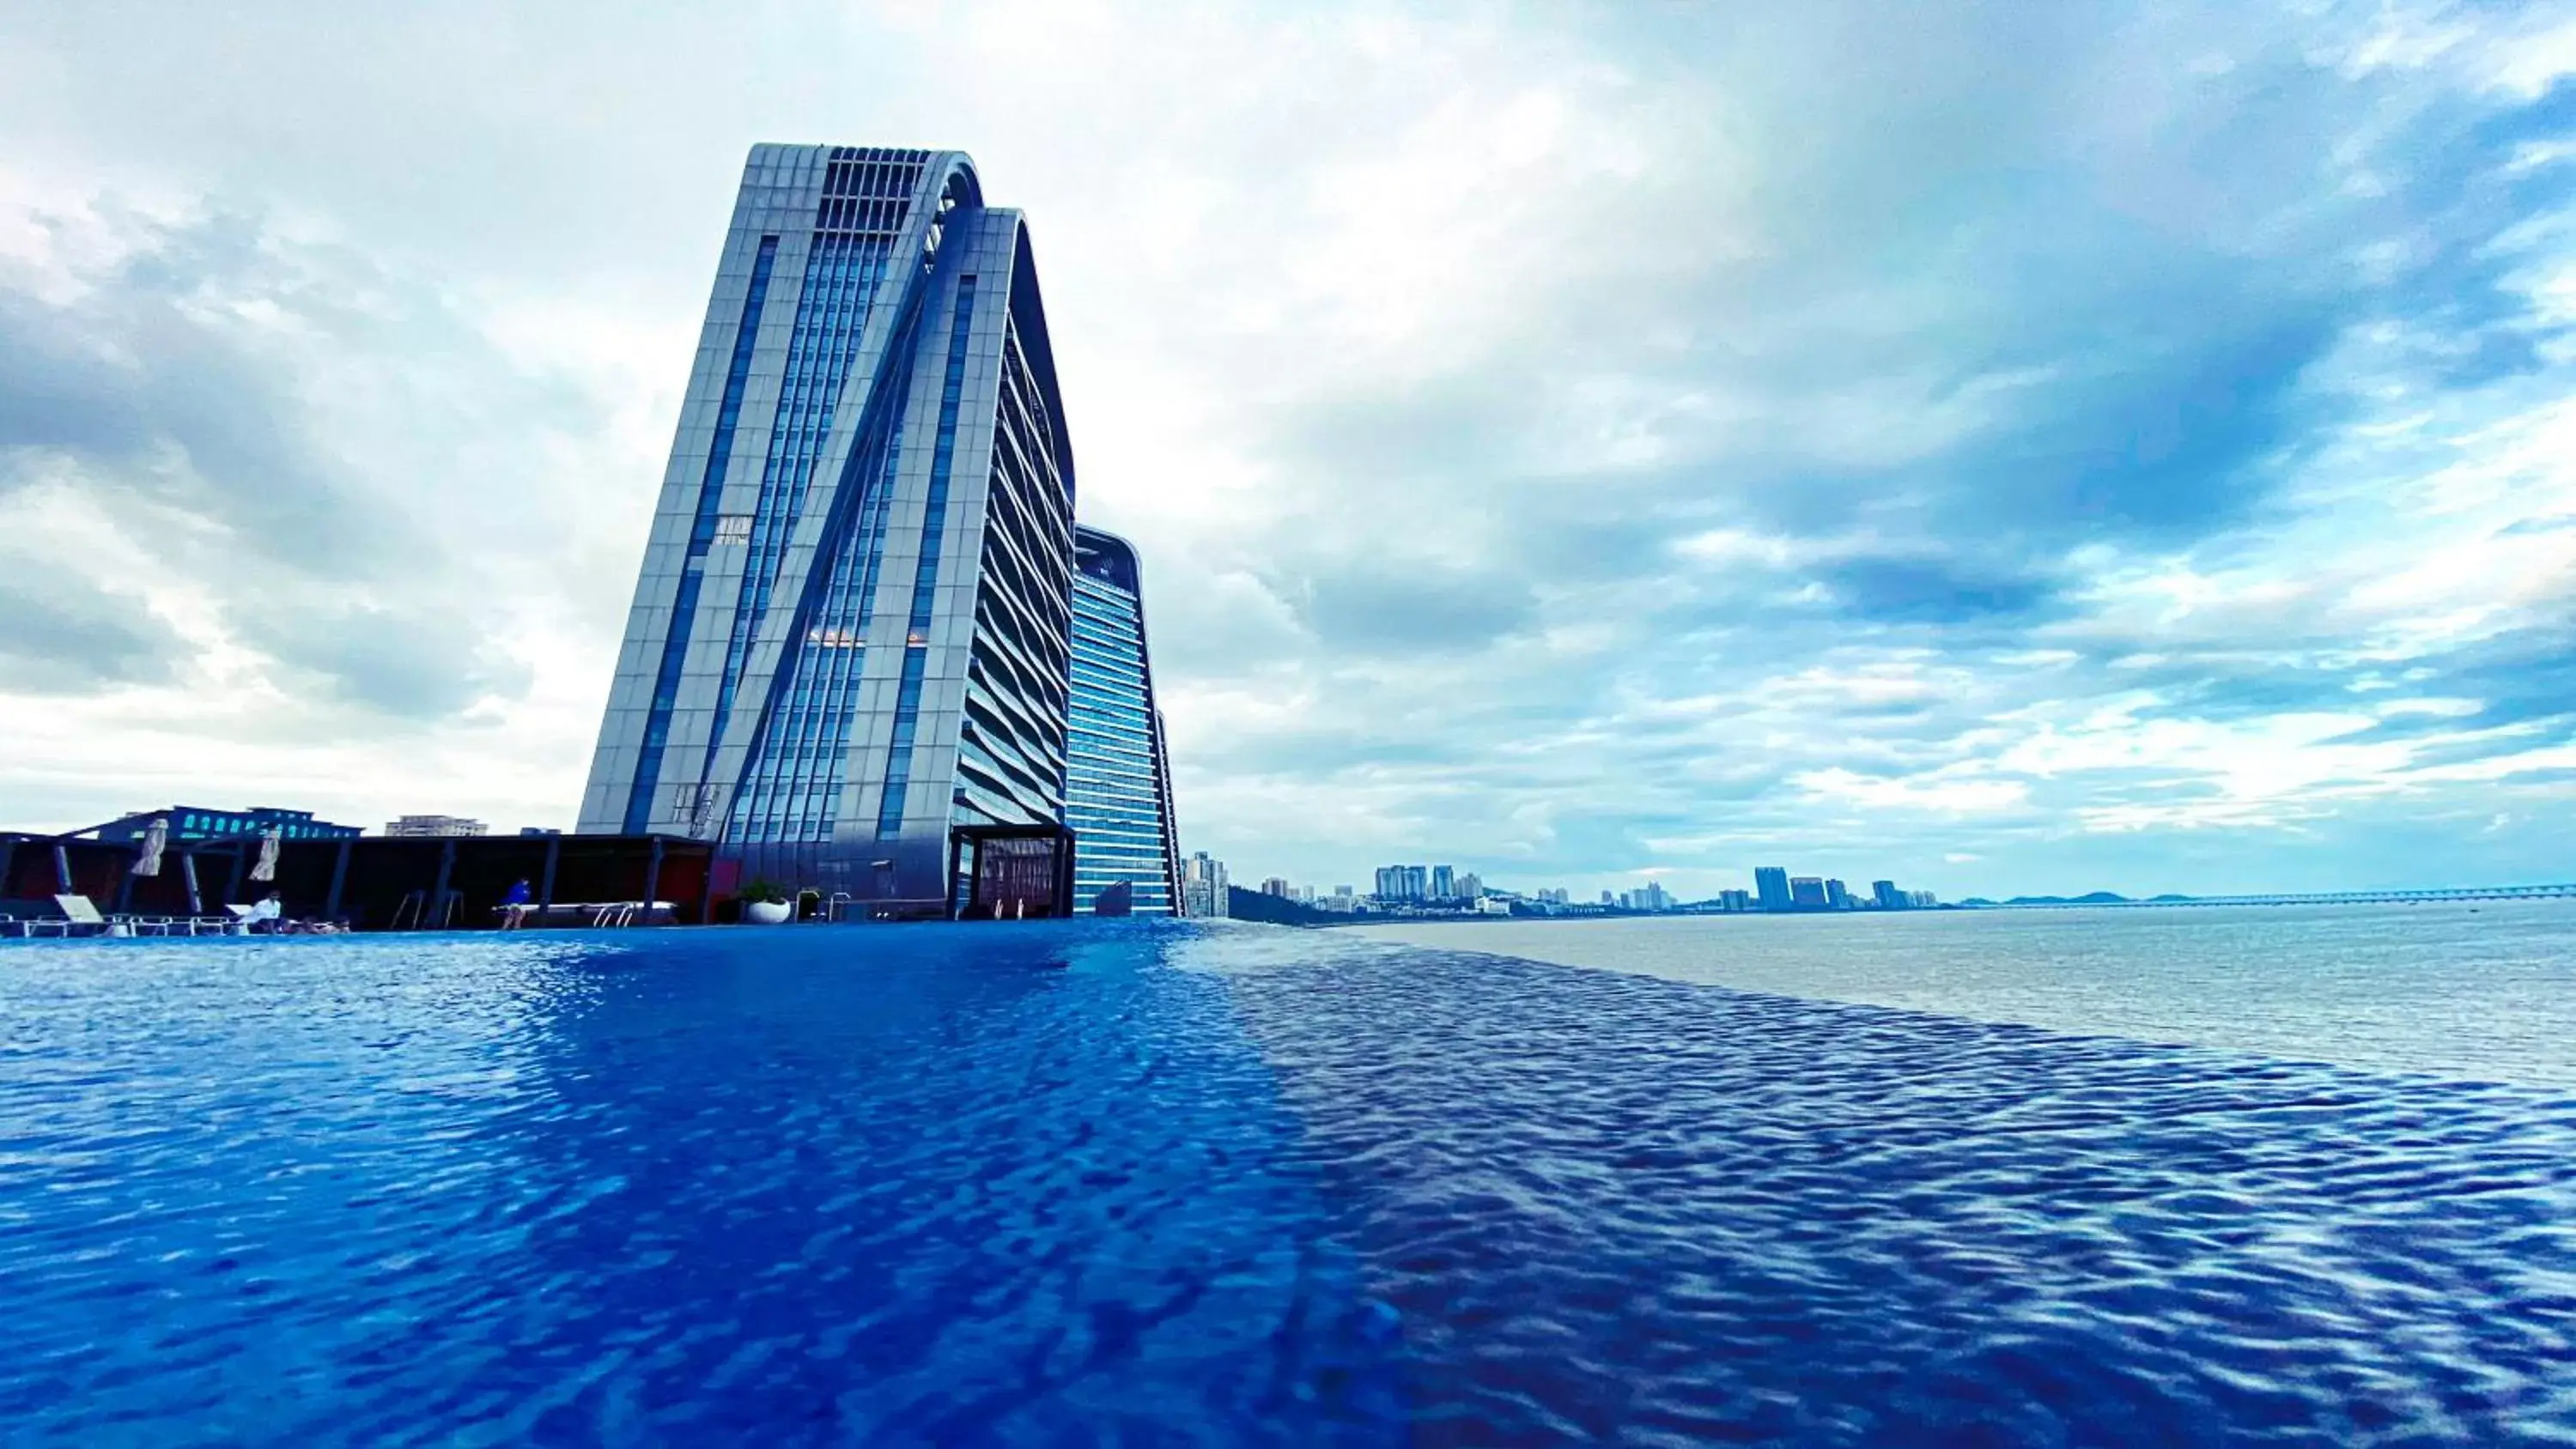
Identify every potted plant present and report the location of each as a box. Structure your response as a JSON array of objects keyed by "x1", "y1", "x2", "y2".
[{"x1": 738, "y1": 878, "x2": 793, "y2": 925}]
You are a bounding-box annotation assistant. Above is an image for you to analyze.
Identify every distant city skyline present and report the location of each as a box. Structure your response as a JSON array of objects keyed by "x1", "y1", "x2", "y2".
[
  {"x1": 1187, "y1": 844, "x2": 2576, "y2": 915},
  {"x1": 1218, "y1": 855, "x2": 1942, "y2": 918}
]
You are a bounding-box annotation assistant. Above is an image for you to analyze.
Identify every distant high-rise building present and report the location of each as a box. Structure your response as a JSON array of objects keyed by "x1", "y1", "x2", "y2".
[
  {"x1": 1066, "y1": 526, "x2": 1182, "y2": 916},
  {"x1": 1719, "y1": 888, "x2": 1752, "y2": 912},
  {"x1": 1429, "y1": 864, "x2": 1456, "y2": 900},
  {"x1": 1455, "y1": 871, "x2": 1483, "y2": 900},
  {"x1": 580, "y1": 144, "x2": 1079, "y2": 919},
  {"x1": 1374, "y1": 864, "x2": 1429, "y2": 902},
  {"x1": 1909, "y1": 889, "x2": 1938, "y2": 909},
  {"x1": 1825, "y1": 878, "x2": 1850, "y2": 909},
  {"x1": 385, "y1": 815, "x2": 489, "y2": 838},
  {"x1": 1261, "y1": 876, "x2": 1291, "y2": 897},
  {"x1": 1873, "y1": 879, "x2": 1904, "y2": 910},
  {"x1": 1789, "y1": 876, "x2": 1827, "y2": 909},
  {"x1": 1600, "y1": 889, "x2": 1616, "y2": 906},
  {"x1": 1754, "y1": 866, "x2": 1792, "y2": 912},
  {"x1": 1181, "y1": 852, "x2": 1230, "y2": 918}
]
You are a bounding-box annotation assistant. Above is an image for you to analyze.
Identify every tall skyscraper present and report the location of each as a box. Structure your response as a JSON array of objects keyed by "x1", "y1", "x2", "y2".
[
  {"x1": 1873, "y1": 879, "x2": 1904, "y2": 910},
  {"x1": 1064, "y1": 526, "x2": 1182, "y2": 915},
  {"x1": 1789, "y1": 876, "x2": 1828, "y2": 909},
  {"x1": 1754, "y1": 866, "x2": 1792, "y2": 912},
  {"x1": 1429, "y1": 864, "x2": 1455, "y2": 900},
  {"x1": 1825, "y1": 878, "x2": 1851, "y2": 910},
  {"x1": 580, "y1": 144, "x2": 1079, "y2": 916}
]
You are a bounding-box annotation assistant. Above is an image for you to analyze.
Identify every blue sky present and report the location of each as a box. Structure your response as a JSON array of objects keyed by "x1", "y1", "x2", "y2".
[{"x1": 2, "y1": 0, "x2": 2573, "y2": 900}]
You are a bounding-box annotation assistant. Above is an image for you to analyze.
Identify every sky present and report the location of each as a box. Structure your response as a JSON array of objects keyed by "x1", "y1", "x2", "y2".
[{"x1": 3, "y1": 0, "x2": 2575, "y2": 901}]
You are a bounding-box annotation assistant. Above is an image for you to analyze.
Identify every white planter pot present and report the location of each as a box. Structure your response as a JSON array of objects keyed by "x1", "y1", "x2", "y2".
[{"x1": 744, "y1": 900, "x2": 793, "y2": 925}]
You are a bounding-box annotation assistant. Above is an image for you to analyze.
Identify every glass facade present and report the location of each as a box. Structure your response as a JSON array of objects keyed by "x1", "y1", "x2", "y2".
[
  {"x1": 624, "y1": 234, "x2": 778, "y2": 834},
  {"x1": 706, "y1": 229, "x2": 894, "y2": 767},
  {"x1": 1065, "y1": 528, "x2": 1182, "y2": 915},
  {"x1": 580, "y1": 145, "x2": 1086, "y2": 917}
]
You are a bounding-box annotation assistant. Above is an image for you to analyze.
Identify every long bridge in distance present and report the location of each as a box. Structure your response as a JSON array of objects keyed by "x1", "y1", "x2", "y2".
[{"x1": 1982, "y1": 883, "x2": 2576, "y2": 909}]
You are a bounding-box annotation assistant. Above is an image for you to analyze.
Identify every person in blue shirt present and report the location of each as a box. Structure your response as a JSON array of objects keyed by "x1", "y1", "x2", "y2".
[{"x1": 503, "y1": 879, "x2": 533, "y2": 906}]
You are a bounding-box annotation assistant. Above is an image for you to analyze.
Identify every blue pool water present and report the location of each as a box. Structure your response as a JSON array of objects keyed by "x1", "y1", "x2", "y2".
[{"x1": 4, "y1": 920, "x2": 2573, "y2": 1445}]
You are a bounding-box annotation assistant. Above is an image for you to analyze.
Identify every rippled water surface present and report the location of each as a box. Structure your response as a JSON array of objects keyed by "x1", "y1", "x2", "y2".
[{"x1": 5, "y1": 920, "x2": 2573, "y2": 1445}]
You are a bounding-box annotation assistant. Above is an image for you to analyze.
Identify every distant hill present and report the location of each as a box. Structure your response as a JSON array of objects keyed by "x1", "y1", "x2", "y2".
[{"x1": 1974, "y1": 890, "x2": 2203, "y2": 906}]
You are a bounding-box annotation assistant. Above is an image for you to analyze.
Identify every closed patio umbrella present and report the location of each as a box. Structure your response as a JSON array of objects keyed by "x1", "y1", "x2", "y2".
[
  {"x1": 249, "y1": 825, "x2": 281, "y2": 883},
  {"x1": 133, "y1": 815, "x2": 170, "y2": 877}
]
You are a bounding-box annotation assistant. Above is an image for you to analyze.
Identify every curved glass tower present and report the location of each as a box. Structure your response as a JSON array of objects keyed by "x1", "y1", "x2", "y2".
[
  {"x1": 1066, "y1": 527, "x2": 1182, "y2": 915},
  {"x1": 580, "y1": 144, "x2": 1078, "y2": 915}
]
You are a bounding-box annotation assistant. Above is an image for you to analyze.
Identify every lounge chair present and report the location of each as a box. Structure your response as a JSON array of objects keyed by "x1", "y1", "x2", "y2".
[{"x1": 27, "y1": 895, "x2": 107, "y2": 937}]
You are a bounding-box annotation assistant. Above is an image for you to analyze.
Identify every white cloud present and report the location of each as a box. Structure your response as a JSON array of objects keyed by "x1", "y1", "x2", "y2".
[
  {"x1": 1, "y1": 0, "x2": 2573, "y2": 900},
  {"x1": 1790, "y1": 767, "x2": 2031, "y2": 816}
]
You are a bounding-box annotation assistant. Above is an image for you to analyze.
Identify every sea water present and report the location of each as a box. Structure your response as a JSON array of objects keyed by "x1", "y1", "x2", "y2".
[
  {"x1": 3, "y1": 913, "x2": 2571, "y2": 1445},
  {"x1": 1351, "y1": 900, "x2": 2576, "y2": 1088}
]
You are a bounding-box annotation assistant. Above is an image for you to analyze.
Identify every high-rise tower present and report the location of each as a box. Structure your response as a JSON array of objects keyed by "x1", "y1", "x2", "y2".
[
  {"x1": 580, "y1": 144, "x2": 1078, "y2": 916},
  {"x1": 1065, "y1": 527, "x2": 1182, "y2": 914}
]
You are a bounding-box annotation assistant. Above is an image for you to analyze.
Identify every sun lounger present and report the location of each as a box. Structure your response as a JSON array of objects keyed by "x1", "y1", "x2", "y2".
[{"x1": 24, "y1": 895, "x2": 108, "y2": 937}]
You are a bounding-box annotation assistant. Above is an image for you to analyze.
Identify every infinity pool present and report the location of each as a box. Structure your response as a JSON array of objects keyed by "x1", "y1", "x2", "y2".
[{"x1": 4, "y1": 921, "x2": 2571, "y2": 1445}]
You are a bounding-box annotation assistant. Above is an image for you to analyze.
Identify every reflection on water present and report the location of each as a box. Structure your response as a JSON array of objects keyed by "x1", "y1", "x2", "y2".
[
  {"x1": 1, "y1": 927, "x2": 1399, "y2": 1445},
  {"x1": 1352, "y1": 901, "x2": 2576, "y2": 1087},
  {"x1": 4, "y1": 920, "x2": 2572, "y2": 1445}
]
